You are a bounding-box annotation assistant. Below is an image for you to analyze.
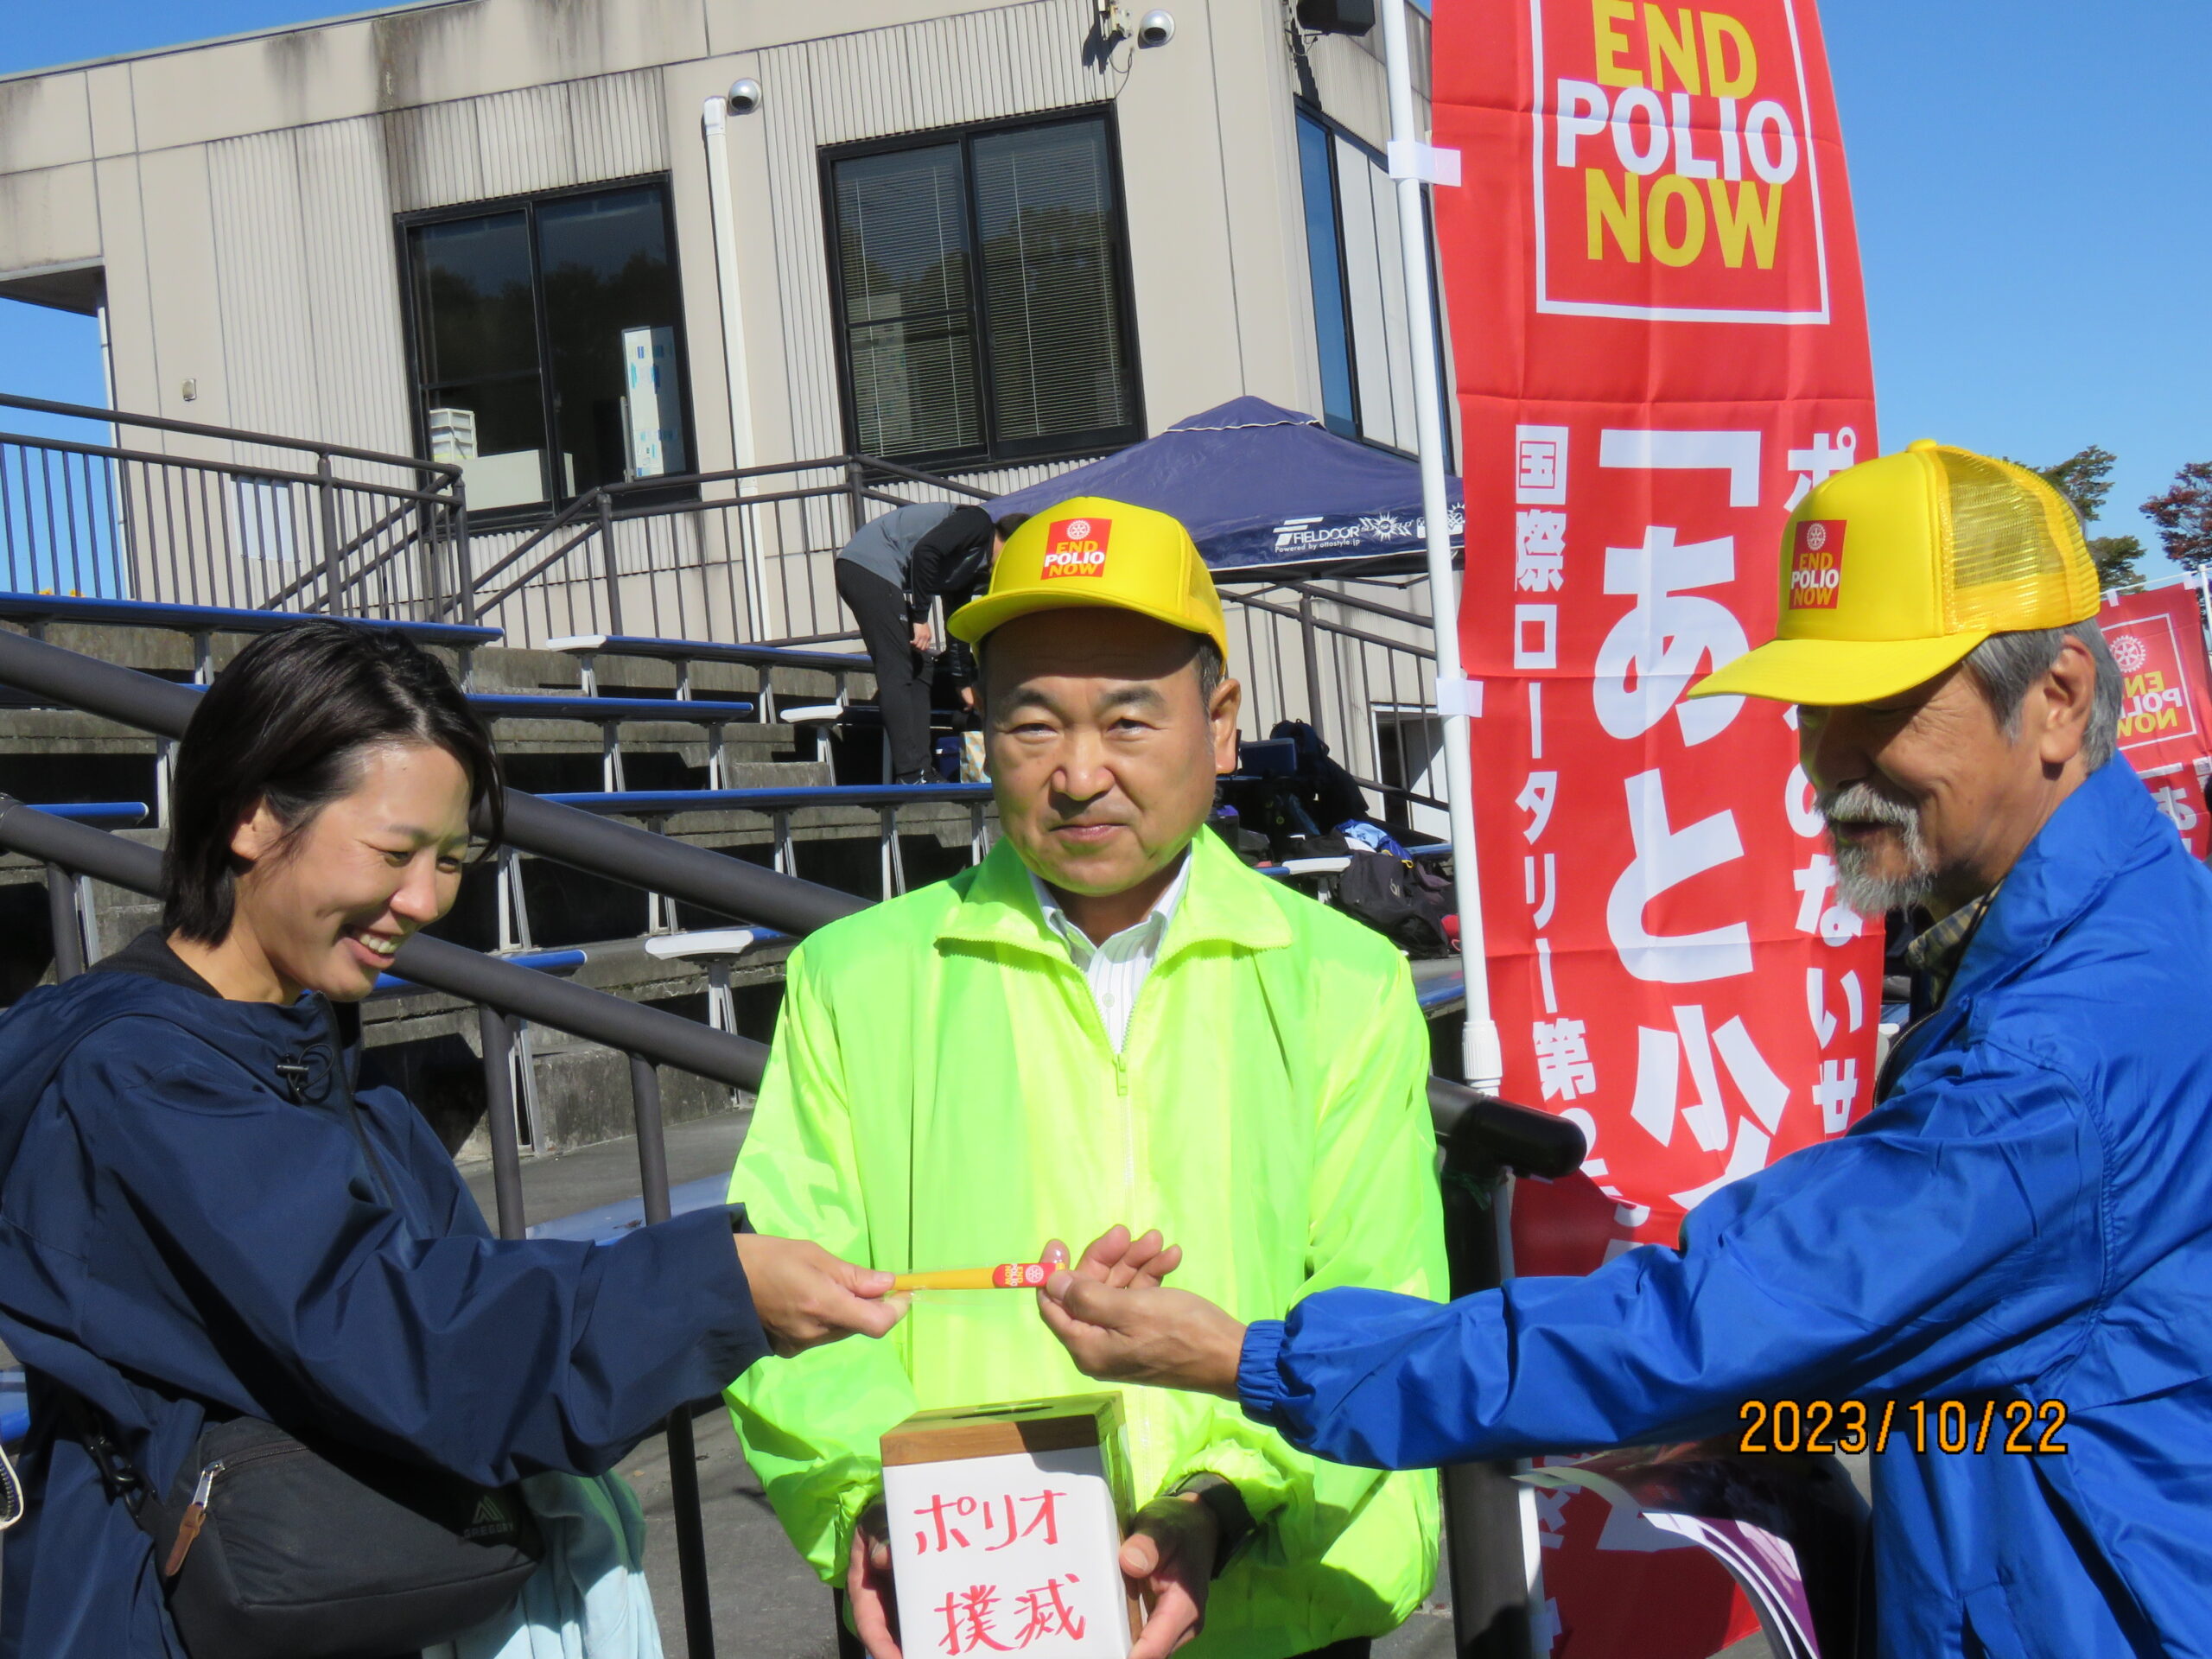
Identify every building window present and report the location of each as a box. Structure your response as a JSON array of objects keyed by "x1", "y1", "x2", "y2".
[
  {"x1": 1295, "y1": 109, "x2": 1451, "y2": 458},
  {"x1": 826, "y1": 110, "x2": 1144, "y2": 469},
  {"x1": 400, "y1": 179, "x2": 691, "y2": 515},
  {"x1": 1296, "y1": 111, "x2": 1359, "y2": 441}
]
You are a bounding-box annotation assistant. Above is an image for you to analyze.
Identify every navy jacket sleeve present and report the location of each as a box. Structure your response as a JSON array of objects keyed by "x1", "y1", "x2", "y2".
[
  {"x1": 1240, "y1": 1027, "x2": 2107, "y2": 1469},
  {"x1": 67, "y1": 1031, "x2": 772, "y2": 1484}
]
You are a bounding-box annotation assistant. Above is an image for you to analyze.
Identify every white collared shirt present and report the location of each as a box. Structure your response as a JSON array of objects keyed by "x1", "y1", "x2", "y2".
[{"x1": 1030, "y1": 853, "x2": 1193, "y2": 1054}]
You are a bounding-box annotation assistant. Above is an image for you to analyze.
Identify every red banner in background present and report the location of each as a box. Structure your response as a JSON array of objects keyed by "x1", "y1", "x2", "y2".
[
  {"x1": 1431, "y1": 1, "x2": 1881, "y2": 1654},
  {"x1": 2102, "y1": 583, "x2": 2212, "y2": 857}
]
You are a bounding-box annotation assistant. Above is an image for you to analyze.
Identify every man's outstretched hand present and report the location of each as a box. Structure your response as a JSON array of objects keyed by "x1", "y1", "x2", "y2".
[
  {"x1": 1040, "y1": 1224, "x2": 1185, "y2": 1290},
  {"x1": 1036, "y1": 1250, "x2": 1247, "y2": 1399},
  {"x1": 734, "y1": 1234, "x2": 905, "y2": 1357}
]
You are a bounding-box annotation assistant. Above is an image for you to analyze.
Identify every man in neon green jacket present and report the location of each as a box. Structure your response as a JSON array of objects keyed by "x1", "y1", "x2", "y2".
[{"x1": 727, "y1": 499, "x2": 1444, "y2": 1659}]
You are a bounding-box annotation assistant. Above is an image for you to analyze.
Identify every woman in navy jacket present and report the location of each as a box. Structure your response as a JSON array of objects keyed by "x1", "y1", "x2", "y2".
[{"x1": 0, "y1": 622, "x2": 901, "y2": 1657}]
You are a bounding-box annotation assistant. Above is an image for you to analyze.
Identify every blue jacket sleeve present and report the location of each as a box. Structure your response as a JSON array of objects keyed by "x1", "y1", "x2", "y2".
[
  {"x1": 1240, "y1": 1030, "x2": 2107, "y2": 1469},
  {"x1": 71, "y1": 1036, "x2": 772, "y2": 1484}
]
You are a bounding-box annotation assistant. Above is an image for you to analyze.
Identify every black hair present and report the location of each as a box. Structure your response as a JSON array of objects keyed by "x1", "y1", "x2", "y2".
[
  {"x1": 162, "y1": 621, "x2": 505, "y2": 944},
  {"x1": 994, "y1": 511, "x2": 1032, "y2": 542}
]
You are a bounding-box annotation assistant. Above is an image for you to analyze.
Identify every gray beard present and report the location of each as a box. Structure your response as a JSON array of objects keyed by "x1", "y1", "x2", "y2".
[{"x1": 1821, "y1": 780, "x2": 1936, "y2": 914}]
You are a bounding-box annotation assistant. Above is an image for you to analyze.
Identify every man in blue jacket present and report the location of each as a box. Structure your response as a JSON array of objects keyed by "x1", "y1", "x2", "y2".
[{"x1": 1035, "y1": 442, "x2": 2212, "y2": 1658}]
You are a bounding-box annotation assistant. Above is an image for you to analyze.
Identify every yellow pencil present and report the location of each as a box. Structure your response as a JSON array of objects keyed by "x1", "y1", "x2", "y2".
[{"x1": 891, "y1": 1262, "x2": 1052, "y2": 1292}]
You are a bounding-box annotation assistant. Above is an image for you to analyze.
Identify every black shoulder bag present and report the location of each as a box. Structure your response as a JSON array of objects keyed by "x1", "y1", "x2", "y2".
[
  {"x1": 60, "y1": 1394, "x2": 542, "y2": 1659},
  {"x1": 30, "y1": 1001, "x2": 542, "y2": 1659}
]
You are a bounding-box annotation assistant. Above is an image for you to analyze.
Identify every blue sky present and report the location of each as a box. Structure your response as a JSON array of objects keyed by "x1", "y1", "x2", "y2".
[{"x1": 3, "y1": 0, "x2": 2204, "y2": 572}]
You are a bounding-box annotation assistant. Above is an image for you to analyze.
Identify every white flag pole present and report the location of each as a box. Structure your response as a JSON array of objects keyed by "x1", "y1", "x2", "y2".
[{"x1": 1377, "y1": 0, "x2": 1503, "y2": 1095}]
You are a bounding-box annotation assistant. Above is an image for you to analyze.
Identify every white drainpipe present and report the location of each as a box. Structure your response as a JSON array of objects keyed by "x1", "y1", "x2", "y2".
[{"x1": 702, "y1": 93, "x2": 773, "y2": 639}]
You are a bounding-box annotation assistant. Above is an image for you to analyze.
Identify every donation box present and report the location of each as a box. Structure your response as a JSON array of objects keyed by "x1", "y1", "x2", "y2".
[{"x1": 881, "y1": 1393, "x2": 1140, "y2": 1659}]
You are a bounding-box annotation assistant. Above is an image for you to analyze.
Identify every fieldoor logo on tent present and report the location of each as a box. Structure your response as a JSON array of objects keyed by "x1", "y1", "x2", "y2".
[
  {"x1": 1788, "y1": 518, "x2": 1843, "y2": 609},
  {"x1": 1529, "y1": 0, "x2": 1831, "y2": 323},
  {"x1": 1043, "y1": 518, "x2": 1110, "y2": 578}
]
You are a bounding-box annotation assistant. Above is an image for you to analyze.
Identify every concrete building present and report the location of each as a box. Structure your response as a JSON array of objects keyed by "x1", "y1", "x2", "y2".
[
  {"x1": 0, "y1": 0, "x2": 1441, "y2": 563},
  {"x1": 0, "y1": 0, "x2": 1458, "y2": 932}
]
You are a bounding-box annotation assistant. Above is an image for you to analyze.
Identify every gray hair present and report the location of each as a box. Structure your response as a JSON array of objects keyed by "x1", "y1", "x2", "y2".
[{"x1": 1960, "y1": 620, "x2": 2121, "y2": 771}]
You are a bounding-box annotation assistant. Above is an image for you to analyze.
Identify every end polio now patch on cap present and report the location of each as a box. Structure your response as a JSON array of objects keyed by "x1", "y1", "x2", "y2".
[
  {"x1": 1041, "y1": 517, "x2": 1111, "y2": 579},
  {"x1": 1788, "y1": 518, "x2": 1845, "y2": 611}
]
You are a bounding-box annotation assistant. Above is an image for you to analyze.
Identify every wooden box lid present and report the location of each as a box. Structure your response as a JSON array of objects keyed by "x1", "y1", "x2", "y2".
[{"x1": 881, "y1": 1393, "x2": 1127, "y2": 1467}]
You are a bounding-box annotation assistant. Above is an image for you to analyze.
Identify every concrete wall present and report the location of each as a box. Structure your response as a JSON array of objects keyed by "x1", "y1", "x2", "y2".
[{"x1": 0, "y1": 0, "x2": 1428, "y2": 488}]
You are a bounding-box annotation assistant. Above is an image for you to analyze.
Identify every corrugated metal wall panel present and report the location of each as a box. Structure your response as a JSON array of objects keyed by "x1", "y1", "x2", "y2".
[
  {"x1": 382, "y1": 99, "x2": 482, "y2": 215},
  {"x1": 570, "y1": 67, "x2": 666, "y2": 185},
  {"x1": 382, "y1": 66, "x2": 668, "y2": 213},
  {"x1": 207, "y1": 130, "x2": 321, "y2": 456},
  {"x1": 753, "y1": 0, "x2": 1109, "y2": 461},
  {"x1": 209, "y1": 121, "x2": 413, "y2": 462},
  {"x1": 295, "y1": 119, "x2": 414, "y2": 456},
  {"x1": 474, "y1": 84, "x2": 576, "y2": 201},
  {"x1": 1306, "y1": 18, "x2": 1427, "y2": 153}
]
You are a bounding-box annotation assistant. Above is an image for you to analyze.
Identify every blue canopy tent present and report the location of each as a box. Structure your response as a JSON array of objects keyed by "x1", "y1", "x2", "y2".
[{"x1": 986, "y1": 397, "x2": 1463, "y2": 577}]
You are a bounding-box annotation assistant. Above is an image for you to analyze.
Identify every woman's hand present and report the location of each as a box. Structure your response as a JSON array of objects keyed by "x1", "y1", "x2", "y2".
[
  {"x1": 848, "y1": 1503, "x2": 903, "y2": 1659},
  {"x1": 910, "y1": 621, "x2": 933, "y2": 653},
  {"x1": 734, "y1": 1234, "x2": 906, "y2": 1357}
]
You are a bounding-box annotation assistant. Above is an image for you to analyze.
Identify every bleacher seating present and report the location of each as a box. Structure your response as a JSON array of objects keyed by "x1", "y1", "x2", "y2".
[
  {"x1": 642, "y1": 926, "x2": 786, "y2": 1034},
  {"x1": 468, "y1": 694, "x2": 756, "y2": 790},
  {"x1": 0, "y1": 593, "x2": 500, "y2": 683},
  {"x1": 546, "y1": 632, "x2": 868, "y2": 721},
  {"x1": 543, "y1": 633, "x2": 958, "y2": 780},
  {"x1": 543, "y1": 783, "x2": 991, "y2": 899}
]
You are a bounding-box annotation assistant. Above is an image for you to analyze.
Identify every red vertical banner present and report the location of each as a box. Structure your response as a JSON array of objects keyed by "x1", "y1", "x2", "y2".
[
  {"x1": 1431, "y1": 3, "x2": 1882, "y2": 1654},
  {"x1": 2101, "y1": 584, "x2": 2212, "y2": 857}
]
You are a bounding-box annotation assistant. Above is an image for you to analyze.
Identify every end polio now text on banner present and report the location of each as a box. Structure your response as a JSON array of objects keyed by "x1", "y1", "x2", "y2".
[
  {"x1": 2102, "y1": 583, "x2": 2212, "y2": 857},
  {"x1": 1431, "y1": 2, "x2": 1882, "y2": 1654}
]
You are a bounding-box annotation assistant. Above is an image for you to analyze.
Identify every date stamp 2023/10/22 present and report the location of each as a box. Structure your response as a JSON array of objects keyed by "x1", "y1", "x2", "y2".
[{"x1": 1738, "y1": 1398, "x2": 2069, "y2": 1457}]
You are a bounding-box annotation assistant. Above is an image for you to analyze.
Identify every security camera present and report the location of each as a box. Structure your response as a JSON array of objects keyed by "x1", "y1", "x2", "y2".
[
  {"x1": 1136, "y1": 10, "x2": 1175, "y2": 45},
  {"x1": 727, "y1": 78, "x2": 763, "y2": 115}
]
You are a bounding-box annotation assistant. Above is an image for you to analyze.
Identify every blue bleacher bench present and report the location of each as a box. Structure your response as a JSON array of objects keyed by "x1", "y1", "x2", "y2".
[
  {"x1": 469, "y1": 695, "x2": 756, "y2": 791},
  {"x1": 546, "y1": 633, "x2": 869, "y2": 725},
  {"x1": 546, "y1": 632, "x2": 871, "y2": 677},
  {"x1": 0, "y1": 593, "x2": 500, "y2": 657},
  {"x1": 466, "y1": 694, "x2": 754, "y2": 725},
  {"x1": 31, "y1": 801, "x2": 149, "y2": 829},
  {"x1": 542, "y1": 783, "x2": 988, "y2": 814},
  {"x1": 542, "y1": 784, "x2": 993, "y2": 902}
]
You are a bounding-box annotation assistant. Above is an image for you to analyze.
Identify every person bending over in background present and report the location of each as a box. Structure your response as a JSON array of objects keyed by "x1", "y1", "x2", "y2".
[{"x1": 832, "y1": 503, "x2": 1027, "y2": 781}]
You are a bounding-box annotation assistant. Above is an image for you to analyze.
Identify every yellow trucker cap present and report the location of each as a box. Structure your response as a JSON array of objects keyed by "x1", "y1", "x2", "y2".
[
  {"x1": 948, "y1": 497, "x2": 1230, "y2": 659},
  {"x1": 1689, "y1": 439, "x2": 2101, "y2": 706}
]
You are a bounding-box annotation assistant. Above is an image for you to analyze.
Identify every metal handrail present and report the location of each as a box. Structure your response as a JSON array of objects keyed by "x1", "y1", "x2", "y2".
[
  {"x1": 0, "y1": 427, "x2": 459, "y2": 505},
  {"x1": 0, "y1": 391, "x2": 461, "y2": 482},
  {"x1": 0, "y1": 626, "x2": 866, "y2": 936},
  {"x1": 457, "y1": 452, "x2": 995, "y2": 626},
  {"x1": 0, "y1": 798, "x2": 767, "y2": 1089}
]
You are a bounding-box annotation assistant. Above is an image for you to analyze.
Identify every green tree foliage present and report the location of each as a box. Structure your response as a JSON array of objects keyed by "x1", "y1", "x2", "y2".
[
  {"x1": 2013, "y1": 445, "x2": 2146, "y2": 593},
  {"x1": 2036, "y1": 444, "x2": 2117, "y2": 526},
  {"x1": 2087, "y1": 533, "x2": 2148, "y2": 593},
  {"x1": 2144, "y1": 461, "x2": 2212, "y2": 574}
]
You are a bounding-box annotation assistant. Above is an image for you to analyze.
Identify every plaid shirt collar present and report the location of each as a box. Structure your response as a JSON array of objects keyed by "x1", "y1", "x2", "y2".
[{"x1": 1904, "y1": 888, "x2": 1998, "y2": 1008}]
